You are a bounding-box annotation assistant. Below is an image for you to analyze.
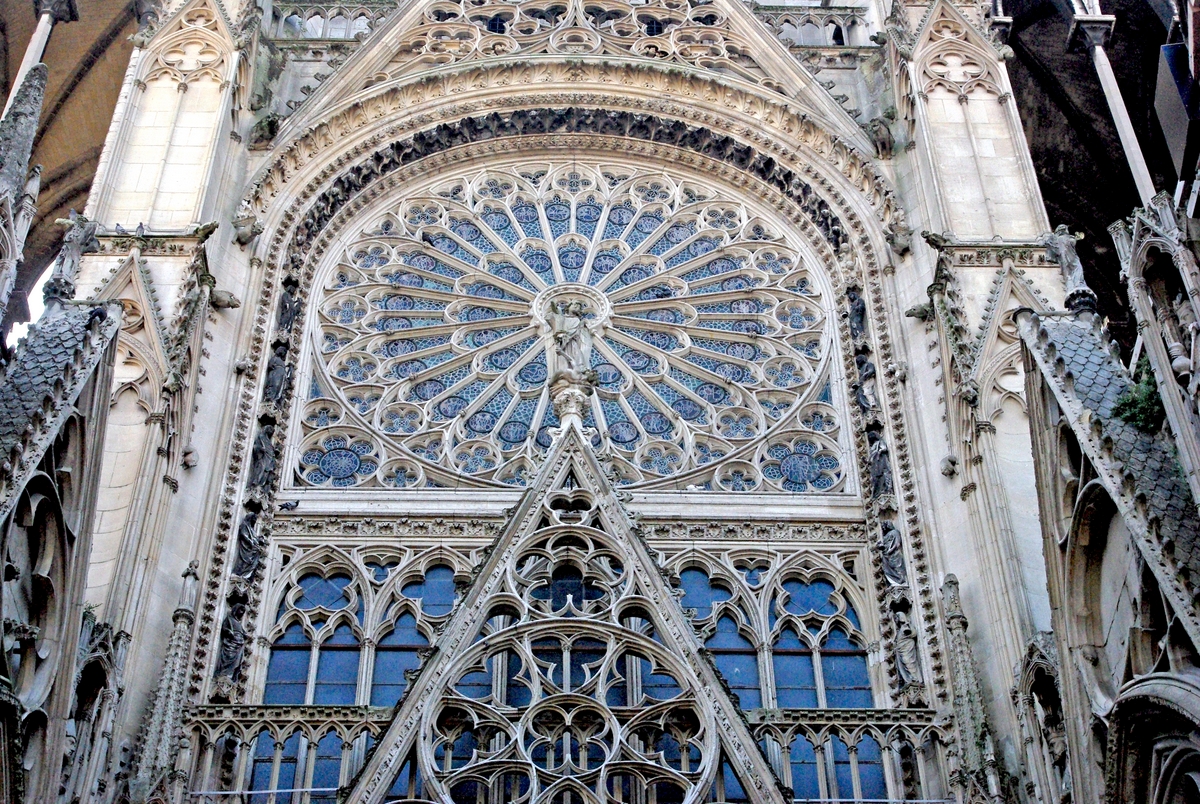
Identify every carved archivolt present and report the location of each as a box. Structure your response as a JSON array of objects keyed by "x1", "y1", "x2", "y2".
[{"x1": 296, "y1": 158, "x2": 850, "y2": 490}]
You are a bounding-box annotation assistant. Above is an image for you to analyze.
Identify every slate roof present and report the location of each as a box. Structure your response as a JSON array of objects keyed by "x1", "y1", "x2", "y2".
[
  {"x1": 0, "y1": 301, "x2": 121, "y2": 521},
  {"x1": 1020, "y1": 309, "x2": 1200, "y2": 597}
]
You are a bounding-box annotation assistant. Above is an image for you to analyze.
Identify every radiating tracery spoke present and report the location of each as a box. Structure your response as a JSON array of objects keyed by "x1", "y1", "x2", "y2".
[{"x1": 302, "y1": 161, "x2": 846, "y2": 490}]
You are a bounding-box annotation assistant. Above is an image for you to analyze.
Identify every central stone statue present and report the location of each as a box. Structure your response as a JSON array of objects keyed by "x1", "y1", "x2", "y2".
[{"x1": 548, "y1": 299, "x2": 596, "y2": 386}]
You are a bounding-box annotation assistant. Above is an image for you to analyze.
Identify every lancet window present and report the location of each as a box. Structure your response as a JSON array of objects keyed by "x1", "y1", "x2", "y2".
[
  {"x1": 243, "y1": 551, "x2": 469, "y2": 800},
  {"x1": 676, "y1": 566, "x2": 873, "y2": 710},
  {"x1": 298, "y1": 161, "x2": 849, "y2": 492}
]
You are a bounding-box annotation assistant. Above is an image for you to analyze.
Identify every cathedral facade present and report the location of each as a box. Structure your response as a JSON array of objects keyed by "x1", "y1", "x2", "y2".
[{"x1": 2, "y1": 0, "x2": 1199, "y2": 802}]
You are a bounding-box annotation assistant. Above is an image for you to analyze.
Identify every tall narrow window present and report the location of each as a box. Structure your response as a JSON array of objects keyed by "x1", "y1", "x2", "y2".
[
  {"x1": 820, "y1": 627, "x2": 872, "y2": 708},
  {"x1": 314, "y1": 624, "x2": 359, "y2": 705},
  {"x1": 310, "y1": 731, "x2": 343, "y2": 804},
  {"x1": 371, "y1": 613, "x2": 428, "y2": 706},
  {"x1": 706, "y1": 616, "x2": 760, "y2": 709},
  {"x1": 789, "y1": 735, "x2": 821, "y2": 800},
  {"x1": 264, "y1": 624, "x2": 311, "y2": 705},
  {"x1": 247, "y1": 731, "x2": 276, "y2": 801},
  {"x1": 772, "y1": 627, "x2": 817, "y2": 707},
  {"x1": 855, "y1": 735, "x2": 888, "y2": 799}
]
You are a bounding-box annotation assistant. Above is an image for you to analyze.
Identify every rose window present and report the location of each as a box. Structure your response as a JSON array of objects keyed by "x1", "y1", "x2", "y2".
[{"x1": 300, "y1": 161, "x2": 847, "y2": 490}]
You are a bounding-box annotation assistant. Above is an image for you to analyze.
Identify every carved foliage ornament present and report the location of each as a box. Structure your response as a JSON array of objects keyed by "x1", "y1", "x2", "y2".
[{"x1": 378, "y1": 0, "x2": 789, "y2": 96}]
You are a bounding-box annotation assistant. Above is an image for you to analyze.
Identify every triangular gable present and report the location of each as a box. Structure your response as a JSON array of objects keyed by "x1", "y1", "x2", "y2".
[
  {"x1": 970, "y1": 266, "x2": 1048, "y2": 375},
  {"x1": 347, "y1": 419, "x2": 787, "y2": 803},
  {"x1": 277, "y1": 0, "x2": 867, "y2": 148},
  {"x1": 91, "y1": 253, "x2": 169, "y2": 370}
]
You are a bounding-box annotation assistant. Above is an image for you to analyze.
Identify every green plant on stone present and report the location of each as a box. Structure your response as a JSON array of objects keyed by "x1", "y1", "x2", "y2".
[{"x1": 1114, "y1": 356, "x2": 1165, "y2": 433}]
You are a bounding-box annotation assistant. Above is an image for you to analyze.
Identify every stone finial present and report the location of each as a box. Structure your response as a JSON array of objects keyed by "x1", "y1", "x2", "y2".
[
  {"x1": 1041, "y1": 225, "x2": 1098, "y2": 313},
  {"x1": 33, "y1": 0, "x2": 78, "y2": 23}
]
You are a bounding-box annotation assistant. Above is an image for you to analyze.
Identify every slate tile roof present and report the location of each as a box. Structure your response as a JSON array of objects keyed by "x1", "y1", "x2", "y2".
[
  {"x1": 0, "y1": 301, "x2": 121, "y2": 520},
  {"x1": 1022, "y1": 310, "x2": 1200, "y2": 595}
]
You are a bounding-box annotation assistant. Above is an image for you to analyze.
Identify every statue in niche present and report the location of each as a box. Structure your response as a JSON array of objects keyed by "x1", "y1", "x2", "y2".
[
  {"x1": 213, "y1": 600, "x2": 248, "y2": 678},
  {"x1": 1040, "y1": 225, "x2": 1088, "y2": 297},
  {"x1": 893, "y1": 608, "x2": 923, "y2": 685},
  {"x1": 231, "y1": 512, "x2": 262, "y2": 577},
  {"x1": 879, "y1": 520, "x2": 907, "y2": 586},
  {"x1": 867, "y1": 430, "x2": 894, "y2": 499},
  {"x1": 247, "y1": 425, "x2": 276, "y2": 491},
  {"x1": 277, "y1": 282, "x2": 302, "y2": 333},
  {"x1": 263, "y1": 346, "x2": 292, "y2": 405},
  {"x1": 847, "y1": 287, "x2": 867, "y2": 341},
  {"x1": 548, "y1": 300, "x2": 597, "y2": 387},
  {"x1": 855, "y1": 353, "x2": 879, "y2": 412}
]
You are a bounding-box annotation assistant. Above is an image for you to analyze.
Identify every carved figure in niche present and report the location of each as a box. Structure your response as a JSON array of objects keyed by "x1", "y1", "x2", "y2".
[
  {"x1": 867, "y1": 430, "x2": 894, "y2": 499},
  {"x1": 855, "y1": 353, "x2": 879, "y2": 412},
  {"x1": 1040, "y1": 225, "x2": 1088, "y2": 297},
  {"x1": 847, "y1": 287, "x2": 867, "y2": 341},
  {"x1": 263, "y1": 346, "x2": 292, "y2": 405},
  {"x1": 247, "y1": 425, "x2": 277, "y2": 491},
  {"x1": 1172, "y1": 292, "x2": 1198, "y2": 379},
  {"x1": 893, "y1": 608, "x2": 923, "y2": 685},
  {"x1": 548, "y1": 300, "x2": 597, "y2": 387},
  {"x1": 213, "y1": 600, "x2": 248, "y2": 678},
  {"x1": 231, "y1": 512, "x2": 261, "y2": 577},
  {"x1": 879, "y1": 520, "x2": 907, "y2": 586},
  {"x1": 48, "y1": 210, "x2": 101, "y2": 292},
  {"x1": 277, "y1": 281, "x2": 302, "y2": 333}
]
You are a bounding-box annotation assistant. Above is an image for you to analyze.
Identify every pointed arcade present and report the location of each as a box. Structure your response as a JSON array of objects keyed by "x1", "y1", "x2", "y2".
[{"x1": 347, "y1": 418, "x2": 788, "y2": 803}]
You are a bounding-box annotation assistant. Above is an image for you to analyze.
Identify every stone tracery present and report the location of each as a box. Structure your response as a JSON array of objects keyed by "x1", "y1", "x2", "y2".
[{"x1": 298, "y1": 160, "x2": 848, "y2": 490}]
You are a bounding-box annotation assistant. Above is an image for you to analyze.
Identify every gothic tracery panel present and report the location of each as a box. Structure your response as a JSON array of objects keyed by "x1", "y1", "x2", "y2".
[{"x1": 297, "y1": 160, "x2": 848, "y2": 491}]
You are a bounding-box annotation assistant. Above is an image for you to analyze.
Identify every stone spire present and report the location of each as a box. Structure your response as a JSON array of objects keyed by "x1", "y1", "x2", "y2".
[{"x1": 0, "y1": 63, "x2": 45, "y2": 204}]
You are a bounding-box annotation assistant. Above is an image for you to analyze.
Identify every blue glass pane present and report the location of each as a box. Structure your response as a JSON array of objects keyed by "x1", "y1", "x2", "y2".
[
  {"x1": 789, "y1": 736, "x2": 821, "y2": 799},
  {"x1": 823, "y1": 626, "x2": 859, "y2": 650},
  {"x1": 772, "y1": 645, "x2": 817, "y2": 708},
  {"x1": 378, "y1": 613, "x2": 427, "y2": 646},
  {"x1": 264, "y1": 643, "x2": 310, "y2": 705},
  {"x1": 857, "y1": 735, "x2": 888, "y2": 799},
  {"x1": 822, "y1": 628, "x2": 873, "y2": 708},
  {"x1": 781, "y1": 579, "x2": 837, "y2": 616},
  {"x1": 310, "y1": 731, "x2": 342, "y2": 804},
  {"x1": 678, "y1": 569, "x2": 730, "y2": 618},
  {"x1": 822, "y1": 654, "x2": 873, "y2": 708},
  {"x1": 386, "y1": 752, "x2": 423, "y2": 800},
  {"x1": 325, "y1": 624, "x2": 358, "y2": 645},
  {"x1": 371, "y1": 648, "x2": 421, "y2": 706},
  {"x1": 830, "y1": 736, "x2": 854, "y2": 800},
  {"x1": 314, "y1": 646, "x2": 359, "y2": 705},
  {"x1": 297, "y1": 574, "x2": 352, "y2": 609},
  {"x1": 713, "y1": 652, "x2": 761, "y2": 709},
  {"x1": 721, "y1": 760, "x2": 750, "y2": 803},
  {"x1": 276, "y1": 733, "x2": 303, "y2": 801},
  {"x1": 638, "y1": 657, "x2": 683, "y2": 700},
  {"x1": 248, "y1": 732, "x2": 275, "y2": 799},
  {"x1": 275, "y1": 623, "x2": 309, "y2": 645},
  {"x1": 706, "y1": 616, "x2": 753, "y2": 650},
  {"x1": 401, "y1": 565, "x2": 457, "y2": 616}
]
